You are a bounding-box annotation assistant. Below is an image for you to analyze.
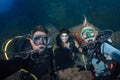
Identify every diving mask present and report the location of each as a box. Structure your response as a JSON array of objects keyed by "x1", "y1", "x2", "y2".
[
  {"x1": 80, "y1": 27, "x2": 96, "y2": 41},
  {"x1": 32, "y1": 35, "x2": 50, "y2": 46},
  {"x1": 60, "y1": 33, "x2": 69, "y2": 40}
]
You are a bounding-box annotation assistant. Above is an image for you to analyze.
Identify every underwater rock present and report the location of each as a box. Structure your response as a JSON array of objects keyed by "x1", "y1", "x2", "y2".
[
  {"x1": 112, "y1": 30, "x2": 120, "y2": 49},
  {"x1": 46, "y1": 24, "x2": 59, "y2": 47},
  {"x1": 57, "y1": 67, "x2": 92, "y2": 80}
]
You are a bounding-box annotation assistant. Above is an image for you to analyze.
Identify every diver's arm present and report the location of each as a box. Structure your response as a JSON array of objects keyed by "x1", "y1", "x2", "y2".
[{"x1": 101, "y1": 42, "x2": 120, "y2": 62}]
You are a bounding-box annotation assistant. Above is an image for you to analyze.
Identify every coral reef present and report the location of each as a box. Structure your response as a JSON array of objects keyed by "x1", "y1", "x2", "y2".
[{"x1": 57, "y1": 67, "x2": 92, "y2": 80}]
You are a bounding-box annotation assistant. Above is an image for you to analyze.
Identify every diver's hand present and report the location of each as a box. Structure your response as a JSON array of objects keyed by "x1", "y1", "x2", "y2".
[{"x1": 63, "y1": 42, "x2": 70, "y2": 48}]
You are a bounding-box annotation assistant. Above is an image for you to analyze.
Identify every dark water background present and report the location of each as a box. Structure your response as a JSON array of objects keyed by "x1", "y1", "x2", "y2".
[{"x1": 0, "y1": 0, "x2": 120, "y2": 50}]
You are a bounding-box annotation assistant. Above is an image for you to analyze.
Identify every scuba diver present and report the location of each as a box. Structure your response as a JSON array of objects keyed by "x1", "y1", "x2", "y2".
[
  {"x1": 78, "y1": 18, "x2": 120, "y2": 80},
  {"x1": 54, "y1": 28, "x2": 84, "y2": 71},
  {"x1": 0, "y1": 25, "x2": 58, "y2": 80}
]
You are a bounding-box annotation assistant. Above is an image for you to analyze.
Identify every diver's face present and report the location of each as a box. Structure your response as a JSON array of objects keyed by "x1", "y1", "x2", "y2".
[
  {"x1": 80, "y1": 27, "x2": 97, "y2": 43},
  {"x1": 32, "y1": 31, "x2": 49, "y2": 52},
  {"x1": 60, "y1": 33, "x2": 69, "y2": 43}
]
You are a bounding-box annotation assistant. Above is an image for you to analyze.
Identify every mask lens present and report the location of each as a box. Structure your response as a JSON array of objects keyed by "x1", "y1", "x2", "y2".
[
  {"x1": 34, "y1": 37, "x2": 41, "y2": 45},
  {"x1": 32, "y1": 36, "x2": 50, "y2": 45},
  {"x1": 90, "y1": 30, "x2": 95, "y2": 36},
  {"x1": 82, "y1": 32, "x2": 87, "y2": 38}
]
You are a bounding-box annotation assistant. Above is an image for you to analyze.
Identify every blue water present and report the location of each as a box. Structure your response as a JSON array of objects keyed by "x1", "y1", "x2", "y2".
[{"x1": 0, "y1": 0, "x2": 120, "y2": 48}]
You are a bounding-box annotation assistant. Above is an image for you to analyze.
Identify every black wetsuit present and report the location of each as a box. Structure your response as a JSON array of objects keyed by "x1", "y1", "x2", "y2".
[
  {"x1": 54, "y1": 46, "x2": 75, "y2": 70},
  {"x1": 54, "y1": 38, "x2": 84, "y2": 71},
  {"x1": 0, "y1": 37, "x2": 51, "y2": 80}
]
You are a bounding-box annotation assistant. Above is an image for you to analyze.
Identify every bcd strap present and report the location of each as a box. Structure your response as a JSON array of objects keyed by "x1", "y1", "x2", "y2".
[
  {"x1": 3, "y1": 36, "x2": 23, "y2": 60},
  {"x1": 3, "y1": 35, "x2": 31, "y2": 60},
  {"x1": 20, "y1": 69, "x2": 38, "y2": 80}
]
